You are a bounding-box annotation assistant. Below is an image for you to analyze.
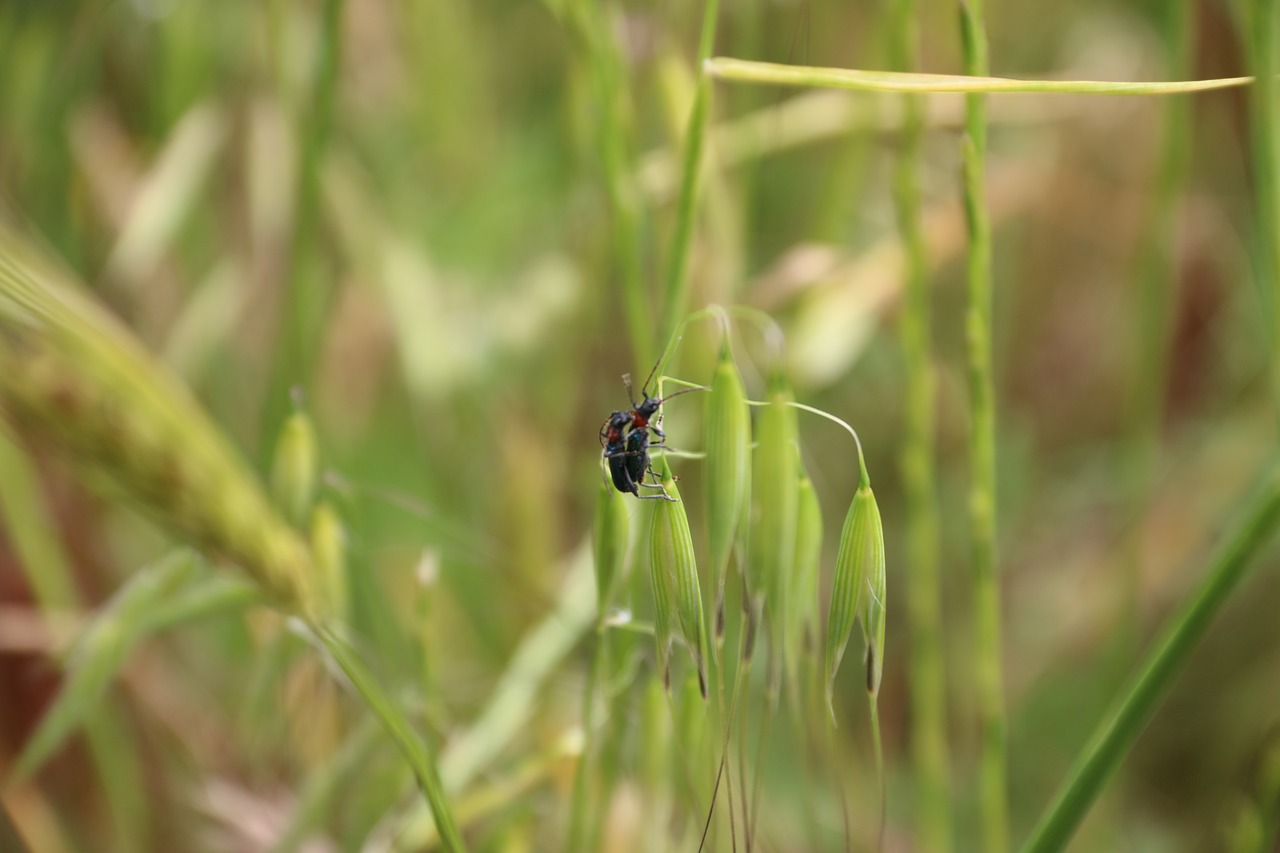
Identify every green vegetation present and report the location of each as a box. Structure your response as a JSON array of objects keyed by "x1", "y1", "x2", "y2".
[{"x1": 3, "y1": 2, "x2": 1280, "y2": 851}]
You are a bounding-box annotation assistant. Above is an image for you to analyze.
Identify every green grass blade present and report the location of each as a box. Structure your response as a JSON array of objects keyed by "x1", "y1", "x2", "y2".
[
  {"x1": 660, "y1": 0, "x2": 722, "y2": 343},
  {"x1": 12, "y1": 550, "x2": 199, "y2": 781},
  {"x1": 313, "y1": 625, "x2": 467, "y2": 852},
  {"x1": 0, "y1": 433, "x2": 149, "y2": 847},
  {"x1": 705, "y1": 57, "x2": 1251, "y2": 95},
  {"x1": 103, "y1": 103, "x2": 227, "y2": 288},
  {"x1": 1022, "y1": 459, "x2": 1280, "y2": 853},
  {"x1": 1251, "y1": 0, "x2": 1280, "y2": 426},
  {"x1": 262, "y1": 0, "x2": 346, "y2": 443}
]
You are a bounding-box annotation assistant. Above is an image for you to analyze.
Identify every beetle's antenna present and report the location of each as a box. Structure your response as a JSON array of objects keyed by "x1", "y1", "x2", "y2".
[{"x1": 638, "y1": 353, "x2": 665, "y2": 398}]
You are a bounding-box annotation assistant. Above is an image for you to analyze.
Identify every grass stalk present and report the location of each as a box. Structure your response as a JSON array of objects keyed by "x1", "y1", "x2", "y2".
[
  {"x1": 563, "y1": 0, "x2": 652, "y2": 366},
  {"x1": 958, "y1": 1, "x2": 1008, "y2": 851},
  {"x1": 889, "y1": 0, "x2": 951, "y2": 848},
  {"x1": 263, "y1": 0, "x2": 345, "y2": 444},
  {"x1": 660, "y1": 0, "x2": 722, "y2": 344},
  {"x1": 704, "y1": 57, "x2": 1251, "y2": 95},
  {"x1": 869, "y1": 693, "x2": 886, "y2": 851},
  {"x1": 1251, "y1": 0, "x2": 1280, "y2": 424},
  {"x1": 1116, "y1": 0, "x2": 1191, "y2": 713},
  {"x1": 566, "y1": 624, "x2": 608, "y2": 852},
  {"x1": 1022, "y1": 458, "x2": 1280, "y2": 853},
  {"x1": 314, "y1": 626, "x2": 468, "y2": 852}
]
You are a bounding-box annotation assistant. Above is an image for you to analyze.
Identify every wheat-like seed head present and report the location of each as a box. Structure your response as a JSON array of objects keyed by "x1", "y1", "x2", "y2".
[{"x1": 0, "y1": 220, "x2": 319, "y2": 618}]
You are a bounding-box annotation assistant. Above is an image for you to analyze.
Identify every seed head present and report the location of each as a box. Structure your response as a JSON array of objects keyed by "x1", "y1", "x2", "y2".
[
  {"x1": 703, "y1": 338, "x2": 750, "y2": 590},
  {"x1": 271, "y1": 409, "x2": 319, "y2": 528},
  {"x1": 825, "y1": 484, "x2": 885, "y2": 714},
  {"x1": 649, "y1": 461, "x2": 707, "y2": 697}
]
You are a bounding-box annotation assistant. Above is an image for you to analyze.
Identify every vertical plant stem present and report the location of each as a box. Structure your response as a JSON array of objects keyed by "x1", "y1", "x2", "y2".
[
  {"x1": 568, "y1": 0, "x2": 652, "y2": 367},
  {"x1": 660, "y1": 0, "x2": 722, "y2": 344},
  {"x1": 869, "y1": 694, "x2": 886, "y2": 851},
  {"x1": 1252, "y1": 0, "x2": 1280, "y2": 424},
  {"x1": 958, "y1": 1, "x2": 1007, "y2": 851},
  {"x1": 264, "y1": 0, "x2": 344, "y2": 443},
  {"x1": 315, "y1": 625, "x2": 467, "y2": 852},
  {"x1": 566, "y1": 626, "x2": 606, "y2": 852},
  {"x1": 1022, "y1": 459, "x2": 1280, "y2": 853},
  {"x1": 1118, "y1": 0, "x2": 1190, "y2": 682},
  {"x1": 890, "y1": 0, "x2": 951, "y2": 849}
]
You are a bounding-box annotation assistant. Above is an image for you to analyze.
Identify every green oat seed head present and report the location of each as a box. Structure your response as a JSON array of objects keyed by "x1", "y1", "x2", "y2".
[
  {"x1": 703, "y1": 335, "x2": 751, "y2": 594},
  {"x1": 747, "y1": 370, "x2": 799, "y2": 668},
  {"x1": 309, "y1": 501, "x2": 349, "y2": 623},
  {"x1": 790, "y1": 466, "x2": 823, "y2": 662},
  {"x1": 271, "y1": 407, "x2": 319, "y2": 528},
  {"x1": 649, "y1": 459, "x2": 708, "y2": 698},
  {"x1": 860, "y1": 489, "x2": 888, "y2": 697},
  {"x1": 592, "y1": 478, "x2": 631, "y2": 622},
  {"x1": 825, "y1": 483, "x2": 885, "y2": 716}
]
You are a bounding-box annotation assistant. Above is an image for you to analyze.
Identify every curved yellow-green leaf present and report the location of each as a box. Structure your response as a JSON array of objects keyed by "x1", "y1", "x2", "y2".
[{"x1": 707, "y1": 57, "x2": 1252, "y2": 96}]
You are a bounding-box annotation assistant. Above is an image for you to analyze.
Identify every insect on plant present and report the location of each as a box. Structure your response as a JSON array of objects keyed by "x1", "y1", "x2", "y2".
[{"x1": 598, "y1": 358, "x2": 705, "y2": 501}]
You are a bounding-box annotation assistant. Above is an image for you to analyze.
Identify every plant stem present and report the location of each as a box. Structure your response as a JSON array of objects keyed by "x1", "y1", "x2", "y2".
[
  {"x1": 1252, "y1": 0, "x2": 1280, "y2": 426},
  {"x1": 958, "y1": 1, "x2": 1008, "y2": 851},
  {"x1": 314, "y1": 625, "x2": 468, "y2": 852},
  {"x1": 566, "y1": 0, "x2": 652, "y2": 367},
  {"x1": 1117, "y1": 0, "x2": 1190, "y2": 723},
  {"x1": 566, "y1": 624, "x2": 607, "y2": 852},
  {"x1": 890, "y1": 0, "x2": 951, "y2": 848},
  {"x1": 661, "y1": 0, "x2": 722, "y2": 344},
  {"x1": 1022, "y1": 459, "x2": 1280, "y2": 853},
  {"x1": 869, "y1": 693, "x2": 886, "y2": 852},
  {"x1": 263, "y1": 0, "x2": 344, "y2": 447},
  {"x1": 704, "y1": 57, "x2": 1251, "y2": 95}
]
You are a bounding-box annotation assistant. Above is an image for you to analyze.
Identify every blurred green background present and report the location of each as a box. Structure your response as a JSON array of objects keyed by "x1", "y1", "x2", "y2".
[{"x1": 1, "y1": 0, "x2": 1279, "y2": 850}]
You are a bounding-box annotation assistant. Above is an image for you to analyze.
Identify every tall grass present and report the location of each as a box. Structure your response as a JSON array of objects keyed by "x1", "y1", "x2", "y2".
[
  {"x1": 956, "y1": 0, "x2": 1008, "y2": 849},
  {"x1": 889, "y1": 0, "x2": 952, "y2": 848},
  {"x1": 3, "y1": 2, "x2": 1280, "y2": 851}
]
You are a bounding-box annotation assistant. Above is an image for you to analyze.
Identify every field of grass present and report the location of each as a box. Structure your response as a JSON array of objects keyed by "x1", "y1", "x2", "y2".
[{"x1": 2, "y1": 1, "x2": 1280, "y2": 851}]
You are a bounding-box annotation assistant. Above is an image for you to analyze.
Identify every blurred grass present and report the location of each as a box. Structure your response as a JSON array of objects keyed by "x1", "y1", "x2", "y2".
[{"x1": 1, "y1": 1, "x2": 1279, "y2": 851}]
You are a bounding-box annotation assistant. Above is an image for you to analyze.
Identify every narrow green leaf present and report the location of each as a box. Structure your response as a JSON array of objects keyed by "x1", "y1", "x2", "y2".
[
  {"x1": 13, "y1": 551, "x2": 198, "y2": 780},
  {"x1": 707, "y1": 57, "x2": 1252, "y2": 95},
  {"x1": 1022, "y1": 460, "x2": 1280, "y2": 853},
  {"x1": 313, "y1": 625, "x2": 467, "y2": 852}
]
